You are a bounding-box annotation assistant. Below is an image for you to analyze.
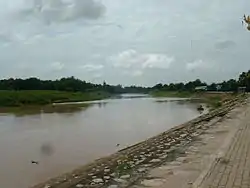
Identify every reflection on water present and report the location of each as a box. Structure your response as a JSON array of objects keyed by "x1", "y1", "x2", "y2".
[
  {"x1": 0, "y1": 96, "x2": 204, "y2": 188},
  {"x1": 97, "y1": 102, "x2": 108, "y2": 108},
  {"x1": 40, "y1": 142, "x2": 55, "y2": 157},
  {"x1": 0, "y1": 104, "x2": 92, "y2": 117},
  {"x1": 117, "y1": 94, "x2": 150, "y2": 99}
]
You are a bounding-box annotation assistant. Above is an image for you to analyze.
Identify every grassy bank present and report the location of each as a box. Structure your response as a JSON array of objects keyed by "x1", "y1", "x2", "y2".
[
  {"x1": 196, "y1": 92, "x2": 237, "y2": 109},
  {"x1": 0, "y1": 90, "x2": 110, "y2": 107},
  {"x1": 150, "y1": 91, "x2": 238, "y2": 110}
]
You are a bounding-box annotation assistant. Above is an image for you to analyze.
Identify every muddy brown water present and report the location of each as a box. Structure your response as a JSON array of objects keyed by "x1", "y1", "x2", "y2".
[{"x1": 0, "y1": 95, "x2": 204, "y2": 188}]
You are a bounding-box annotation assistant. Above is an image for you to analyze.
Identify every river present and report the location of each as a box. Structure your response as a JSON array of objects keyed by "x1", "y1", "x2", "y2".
[{"x1": 0, "y1": 95, "x2": 204, "y2": 188}]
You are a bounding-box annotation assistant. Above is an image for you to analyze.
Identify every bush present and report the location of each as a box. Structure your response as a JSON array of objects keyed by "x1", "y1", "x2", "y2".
[{"x1": 0, "y1": 90, "x2": 109, "y2": 107}]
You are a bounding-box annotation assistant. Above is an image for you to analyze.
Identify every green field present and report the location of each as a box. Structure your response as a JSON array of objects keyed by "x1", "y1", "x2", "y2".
[{"x1": 0, "y1": 90, "x2": 110, "y2": 107}]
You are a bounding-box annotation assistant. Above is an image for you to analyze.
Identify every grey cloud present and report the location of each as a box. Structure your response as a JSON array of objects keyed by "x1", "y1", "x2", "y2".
[
  {"x1": 71, "y1": 0, "x2": 106, "y2": 20},
  {"x1": 18, "y1": 0, "x2": 106, "y2": 24},
  {"x1": 51, "y1": 61, "x2": 65, "y2": 71},
  {"x1": 0, "y1": 34, "x2": 12, "y2": 44},
  {"x1": 215, "y1": 40, "x2": 236, "y2": 50}
]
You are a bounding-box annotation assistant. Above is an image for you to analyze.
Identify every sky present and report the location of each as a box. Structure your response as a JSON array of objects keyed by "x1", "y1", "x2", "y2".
[{"x1": 0, "y1": 0, "x2": 249, "y2": 86}]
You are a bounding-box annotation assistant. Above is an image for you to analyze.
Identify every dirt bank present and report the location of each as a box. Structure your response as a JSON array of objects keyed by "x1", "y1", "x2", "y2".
[{"x1": 32, "y1": 95, "x2": 247, "y2": 188}]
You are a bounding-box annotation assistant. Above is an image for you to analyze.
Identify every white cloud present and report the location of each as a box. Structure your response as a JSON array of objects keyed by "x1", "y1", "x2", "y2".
[
  {"x1": 111, "y1": 49, "x2": 137, "y2": 68},
  {"x1": 51, "y1": 61, "x2": 64, "y2": 70},
  {"x1": 80, "y1": 64, "x2": 104, "y2": 71},
  {"x1": 142, "y1": 54, "x2": 173, "y2": 69},
  {"x1": 110, "y1": 49, "x2": 174, "y2": 70},
  {"x1": 186, "y1": 59, "x2": 212, "y2": 71}
]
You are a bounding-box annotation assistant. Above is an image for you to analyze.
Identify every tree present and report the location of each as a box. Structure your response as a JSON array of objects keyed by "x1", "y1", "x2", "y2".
[
  {"x1": 153, "y1": 83, "x2": 163, "y2": 90},
  {"x1": 207, "y1": 83, "x2": 217, "y2": 91},
  {"x1": 0, "y1": 70, "x2": 249, "y2": 93},
  {"x1": 238, "y1": 70, "x2": 250, "y2": 91},
  {"x1": 243, "y1": 15, "x2": 250, "y2": 31},
  {"x1": 220, "y1": 79, "x2": 238, "y2": 92}
]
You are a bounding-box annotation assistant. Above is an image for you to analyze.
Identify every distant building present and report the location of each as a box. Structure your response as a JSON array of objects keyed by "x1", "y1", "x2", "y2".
[
  {"x1": 216, "y1": 85, "x2": 222, "y2": 91},
  {"x1": 238, "y1": 87, "x2": 246, "y2": 93},
  {"x1": 195, "y1": 86, "x2": 207, "y2": 91}
]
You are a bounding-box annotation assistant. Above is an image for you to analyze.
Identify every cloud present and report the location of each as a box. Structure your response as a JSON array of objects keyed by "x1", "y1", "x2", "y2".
[
  {"x1": 80, "y1": 64, "x2": 104, "y2": 71},
  {"x1": 142, "y1": 54, "x2": 173, "y2": 69},
  {"x1": 16, "y1": 0, "x2": 106, "y2": 24},
  {"x1": 51, "y1": 61, "x2": 64, "y2": 70},
  {"x1": 123, "y1": 70, "x2": 143, "y2": 77},
  {"x1": 0, "y1": 31, "x2": 31, "y2": 45},
  {"x1": 132, "y1": 70, "x2": 143, "y2": 77},
  {"x1": 215, "y1": 40, "x2": 236, "y2": 50},
  {"x1": 0, "y1": 33, "x2": 12, "y2": 45},
  {"x1": 0, "y1": 0, "x2": 249, "y2": 85},
  {"x1": 93, "y1": 73, "x2": 102, "y2": 78},
  {"x1": 111, "y1": 49, "x2": 174, "y2": 70},
  {"x1": 186, "y1": 60, "x2": 210, "y2": 71}
]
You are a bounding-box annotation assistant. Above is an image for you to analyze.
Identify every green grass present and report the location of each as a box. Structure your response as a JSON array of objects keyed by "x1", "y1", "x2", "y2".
[
  {"x1": 203, "y1": 96, "x2": 223, "y2": 109},
  {"x1": 0, "y1": 90, "x2": 110, "y2": 107},
  {"x1": 195, "y1": 93, "x2": 237, "y2": 110}
]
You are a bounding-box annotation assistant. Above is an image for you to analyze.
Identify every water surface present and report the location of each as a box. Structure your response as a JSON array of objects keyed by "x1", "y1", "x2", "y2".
[{"x1": 0, "y1": 95, "x2": 203, "y2": 188}]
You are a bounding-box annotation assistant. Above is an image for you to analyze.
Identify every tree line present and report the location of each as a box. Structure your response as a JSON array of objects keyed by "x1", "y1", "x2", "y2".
[
  {"x1": 0, "y1": 77, "x2": 149, "y2": 94},
  {"x1": 153, "y1": 70, "x2": 250, "y2": 92},
  {"x1": 0, "y1": 70, "x2": 249, "y2": 93}
]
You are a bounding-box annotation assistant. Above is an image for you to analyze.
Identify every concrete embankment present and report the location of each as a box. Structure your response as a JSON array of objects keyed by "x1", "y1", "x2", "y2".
[{"x1": 32, "y1": 95, "x2": 247, "y2": 188}]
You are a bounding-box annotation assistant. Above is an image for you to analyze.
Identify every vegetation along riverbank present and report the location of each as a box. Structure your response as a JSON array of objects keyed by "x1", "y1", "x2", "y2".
[
  {"x1": 0, "y1": 70, "x2": 249, "y2": 110},
  {"x1": 151, "y1": 91, "x2": 237, "y2": 110}
]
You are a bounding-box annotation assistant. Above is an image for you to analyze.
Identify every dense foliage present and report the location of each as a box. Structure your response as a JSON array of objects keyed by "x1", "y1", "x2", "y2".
[
  {"x1": 0, "y1": 77, "x2": 149, "y2": 94},
  {"x1": 0, "y1": 70, "x2": 250, "y2": 94},
  {"x1": 152, "y1": 70, "x2": 250, "y2": 92},
  {"x1": 0, "y1": 77, "x2": 149, "y2": 106},
  {"x1": 0, "y1": 90, "x2": 110, "y2": 107}
]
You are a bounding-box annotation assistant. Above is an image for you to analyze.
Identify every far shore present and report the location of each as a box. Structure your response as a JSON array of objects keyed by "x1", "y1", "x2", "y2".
[
  {"x1": 0, "y1": 90, "x2": 111, "y2": 114},
  {"x1": 0, "y1": 90, "x2": 239, "y2": 115}
]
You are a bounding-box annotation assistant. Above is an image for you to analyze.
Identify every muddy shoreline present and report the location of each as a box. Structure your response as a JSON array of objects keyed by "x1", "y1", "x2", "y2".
[{"x1": 32, "y1": 95, "x2": 247, "y2": 188}]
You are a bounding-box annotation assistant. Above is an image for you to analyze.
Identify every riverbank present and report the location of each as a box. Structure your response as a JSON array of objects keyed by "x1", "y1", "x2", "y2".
[
  {"x1": 130, "y1": 95, "x2": 250, "y2": 188},
  {"x1": 0, "y1": 90, "x2": 110, "y2": 113},
  {"x1": 151, "y1": 91, "x2": 237, "y2": 109},
  {"x1": 32, "y1": 95, "x2": 247, "y2": 188}
]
